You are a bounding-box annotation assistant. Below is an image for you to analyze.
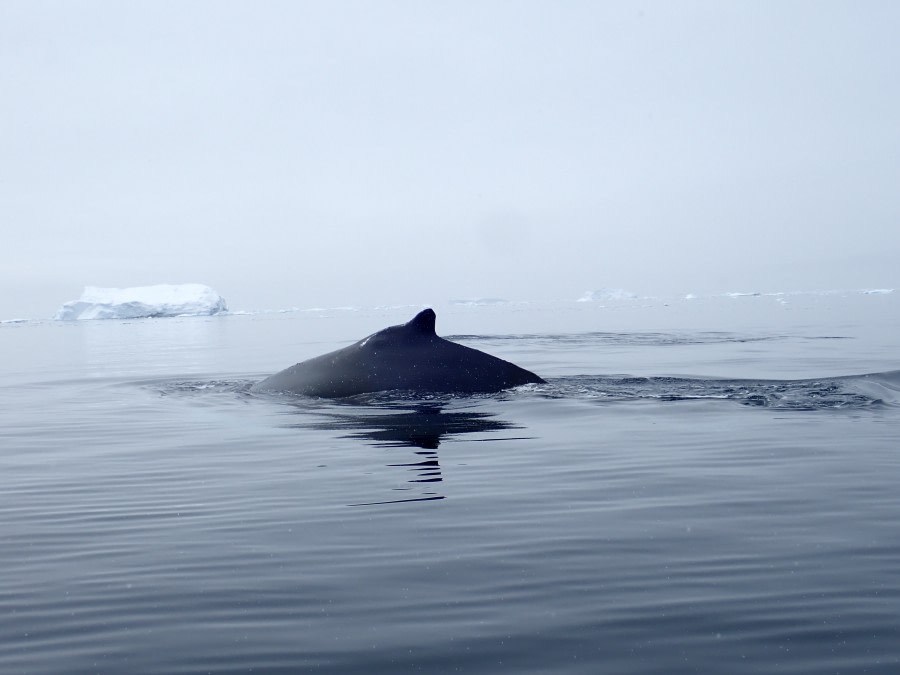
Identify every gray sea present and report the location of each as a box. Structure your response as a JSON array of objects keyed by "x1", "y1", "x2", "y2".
[{"x1": 2, "y1": 291, "x2": 899, "y2": 674}]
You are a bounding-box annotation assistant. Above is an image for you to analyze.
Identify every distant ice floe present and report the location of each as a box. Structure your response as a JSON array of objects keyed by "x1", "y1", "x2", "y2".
[
  {"x1": 577, "y1": 288, "x2": 639, "y2": 303},
  {"x1": 687, "y1": 288, "x2": 894, "y2": 302},
  {"x1": 54, "y1": 284, "x2": 227, "y2": 320},
  {"x1": 228, "y1": 305, "x2": 363, "y2": 316},
  {"x1": 449, "y1": 298, "x2": 515, "y2": 307}
]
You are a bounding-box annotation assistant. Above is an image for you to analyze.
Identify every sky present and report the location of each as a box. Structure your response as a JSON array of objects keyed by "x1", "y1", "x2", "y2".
[{"x1": 2, "y1": 0, "x2": 898, "y2": 318}]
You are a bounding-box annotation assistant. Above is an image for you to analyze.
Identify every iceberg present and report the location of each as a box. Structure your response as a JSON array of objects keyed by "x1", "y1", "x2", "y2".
[{"x1": 54, "y1": 284, "x2": 227, "y2": 320}]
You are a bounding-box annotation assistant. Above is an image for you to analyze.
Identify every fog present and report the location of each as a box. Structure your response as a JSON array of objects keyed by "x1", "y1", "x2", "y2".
[{"x1": 2, "y1": 1, "x2": 898, "y2": 319}]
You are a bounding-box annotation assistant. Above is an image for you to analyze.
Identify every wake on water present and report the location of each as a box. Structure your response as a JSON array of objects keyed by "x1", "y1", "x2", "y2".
[
  {"x1": 539, "y1": 371, "x2": 899, "y2": 409},
  {"x1": 157, "y1": 370, "x2": 900, "y2": 411}
]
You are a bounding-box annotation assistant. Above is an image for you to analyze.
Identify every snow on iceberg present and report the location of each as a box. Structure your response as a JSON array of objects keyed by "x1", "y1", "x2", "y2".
[{"x1": 54, "y1": 284, "x2": 227, "y2": 320}]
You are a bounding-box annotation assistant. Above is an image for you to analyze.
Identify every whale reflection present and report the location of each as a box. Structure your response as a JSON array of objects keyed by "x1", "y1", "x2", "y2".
[
  {"x1": 301, "y1": 404, "x2": 518, "y2": 449},
  {"x1": 282, "y1": 402, "x2": 527, "y2": 505}
]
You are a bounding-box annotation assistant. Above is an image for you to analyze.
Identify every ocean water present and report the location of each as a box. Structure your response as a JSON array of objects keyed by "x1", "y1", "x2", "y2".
[{"x1": 2, "y1": 291, "x2": 899, "y2": 674}]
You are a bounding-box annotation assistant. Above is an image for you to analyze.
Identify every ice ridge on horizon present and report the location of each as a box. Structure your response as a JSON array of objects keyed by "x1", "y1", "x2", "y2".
[{"x1": 8, "y1": 285, "x2": 891, "y2": 323}]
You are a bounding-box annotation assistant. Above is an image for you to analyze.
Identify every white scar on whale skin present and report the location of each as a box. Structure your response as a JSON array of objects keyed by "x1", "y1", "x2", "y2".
[{"x1": 252, "y1": 308, "x2": 544, "y2": 398}]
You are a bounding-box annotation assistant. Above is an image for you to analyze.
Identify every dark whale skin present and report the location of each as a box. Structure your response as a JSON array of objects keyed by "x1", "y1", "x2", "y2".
[{"x1": 251, "y1": 308, "x2": 544, "y2": 398}]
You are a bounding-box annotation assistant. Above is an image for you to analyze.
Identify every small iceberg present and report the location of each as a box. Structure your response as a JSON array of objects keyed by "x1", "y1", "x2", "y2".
[{"x1": 54, "y1": 284, "x2": 228, "y2": 320}]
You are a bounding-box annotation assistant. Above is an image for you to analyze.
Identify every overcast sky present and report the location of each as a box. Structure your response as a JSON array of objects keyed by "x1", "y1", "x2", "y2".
[{"x1": 2, "y1": 1, "x2": 898, "y2": 318}]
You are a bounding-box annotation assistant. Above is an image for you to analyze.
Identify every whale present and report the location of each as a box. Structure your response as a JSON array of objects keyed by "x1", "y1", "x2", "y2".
[{"x1": 251, "y1": 308, "x2": 544, "y2": 397}]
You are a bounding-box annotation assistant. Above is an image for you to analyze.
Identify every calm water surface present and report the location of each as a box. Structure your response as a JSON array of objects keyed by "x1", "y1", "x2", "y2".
[{"x1": 2, "y1": 293, "x2": 899, "y2": 674}]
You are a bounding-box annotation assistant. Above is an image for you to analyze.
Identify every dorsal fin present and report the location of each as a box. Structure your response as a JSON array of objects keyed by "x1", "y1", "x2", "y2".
[{"x1": 406, "y1": 308, "x2": 436, "y2": 336}]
